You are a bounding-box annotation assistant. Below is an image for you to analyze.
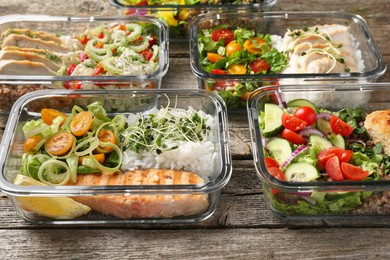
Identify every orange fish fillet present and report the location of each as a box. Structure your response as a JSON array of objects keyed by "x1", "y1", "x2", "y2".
[{"x1": 70, "y1": 169, "x2": 210, "y2": 219}]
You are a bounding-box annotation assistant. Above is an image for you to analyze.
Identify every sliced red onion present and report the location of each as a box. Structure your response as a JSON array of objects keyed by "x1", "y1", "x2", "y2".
[
  {"x1": 299, "y1": 127, "x2": 327, "y2": 139},
  {"x1": 316, "y1": 112, "x2": 332, "y2": 121},
  {"x1": 80, "y1": 51, "x2": 88, "y2": 62},
  {"x1": 274, "y1": 90, "x2": 287, "y2": 108},
  {"x1": 262, "y1": 138, "x2": 269, "y2": 147},
  {"x1": 346, "y1": 139, "x2": 366, "y2": 147},
  {"x1": 281, "y1": 145, "x2": 309, "y2": 168}
]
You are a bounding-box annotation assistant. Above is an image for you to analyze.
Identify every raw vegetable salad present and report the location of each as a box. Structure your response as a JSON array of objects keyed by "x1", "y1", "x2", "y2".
[
  {"x1": 198, "y1": 26, "x2": 287, "y2": 108},
  {"x1": 259, "y1": 98, "x2": 390, "y2": 215}
]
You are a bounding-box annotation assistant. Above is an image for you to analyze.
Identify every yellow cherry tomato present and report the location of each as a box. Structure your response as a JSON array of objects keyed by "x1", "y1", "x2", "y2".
[
  {"x1": 243, "y1": 38, "x2": 269, "y2": 54},
  {"x1": 207, "y1": 52, "x2": 224, "y2": 63},
  {"x1": 70, "y1": 111, "x2": 93, "y2": 137},
  {"x1": 98, "y1": 129, "x2": 116, "y2": 152},
  {"x1": 225, "y1": 41, "x2": 243, "y2": 57},
  {"x1": 228, "y1": 64, "x2": 247, "y2": 74},
  {"x1": 41, "y1": 108, "x2": 68, "y2": 126},
  {"x1": 24, "y1": 135, "x2": 43, "y2": 153},
  {"x1": 45, "y1": 131, "x2": 73, "y2": 156}
]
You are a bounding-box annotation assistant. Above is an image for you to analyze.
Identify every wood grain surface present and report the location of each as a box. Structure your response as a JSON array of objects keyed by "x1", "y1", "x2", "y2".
[{"x1": 0, "y1": 0, "x2": 390, "y2": 259}]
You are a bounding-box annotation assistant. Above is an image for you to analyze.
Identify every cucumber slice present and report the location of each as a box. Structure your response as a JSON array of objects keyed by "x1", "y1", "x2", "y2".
[
  {"x1": 284, "y1": 162, "x2": 319, "y2": 182},
  {"x1": 266, "y1": 138, "x2": 292, "y2": 166},
  {"x1": 262, "y1": 103, "x2": 284, "y2": 137},
  {"x1": 328, "y1": 134, "x2": 345, "y2": 149},
  {"x1": 309, "y1": 135, "x2": 333, "y2": 151},
  {"x1": 316, "y1": 118, "x2": 332, "y2": 135},
  {"x1": 287, "y1": 99, "x2": 319, "y2": 114}
]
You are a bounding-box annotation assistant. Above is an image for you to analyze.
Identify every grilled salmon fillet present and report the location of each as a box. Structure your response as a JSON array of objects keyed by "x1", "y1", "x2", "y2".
[
  {"x1": 364, "y1": 110, "x2": 390, "y2": 156},
  {"x1": 70, "y1": 169, "x2": 210, "y2": 219}
]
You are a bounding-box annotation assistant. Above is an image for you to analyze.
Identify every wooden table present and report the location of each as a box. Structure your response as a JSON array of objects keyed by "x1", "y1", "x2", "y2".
[{"x1": 1, "y1": 0, "x2": 390, "y2": 258}]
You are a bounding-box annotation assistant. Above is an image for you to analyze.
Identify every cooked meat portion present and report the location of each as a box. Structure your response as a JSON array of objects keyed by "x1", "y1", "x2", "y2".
[
  {"x1": 2, "y1": 34, "x2": 70, "y2": 54},
  {"x1": 70, "y1": 169, "x2": 210, "y2": 219},
  {"x1": 364, "y1": 110, "x2": 390, "y2": 156},
  {"x1": 1, "y1": 28, "x2": 62, "y2": 44},
  {"x1": 306, "y1": 57, "x2": 347, "y2": 73},
  {"x1": 0, "y1": 60, "x2": 57, "y2": 75},
  {"x1": 0, "y1": 49, "x2": 61, "y2": 71},
  {"x1": 2, "y1": 46, "x2": 48, "y2": 55}
]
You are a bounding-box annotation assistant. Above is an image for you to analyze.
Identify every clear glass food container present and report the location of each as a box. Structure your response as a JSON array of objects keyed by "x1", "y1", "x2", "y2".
[
  {"x1": 189, "y1": 12, "x2": 387, "y2": 110},
  {"x1": 109, "y1": 0, "x2": 277, "y2": 39},
  {"x1": 248, "y1": 83, "x2": 390, "y2": 220},
  {"x1": 0, "y1": 15, "x2": 169, "y2": 113},
  {"x1": 0, "y1": 89, "x2": 231, "y2": 224}
]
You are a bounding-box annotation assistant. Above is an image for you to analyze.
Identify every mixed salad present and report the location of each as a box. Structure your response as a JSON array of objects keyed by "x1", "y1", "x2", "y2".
[
  {"x1": 198, "y1": 26, "x2": 287, "y2": 108},
  {"x1": 259, "y1": 98, "x2": 390, "y2": 215}
]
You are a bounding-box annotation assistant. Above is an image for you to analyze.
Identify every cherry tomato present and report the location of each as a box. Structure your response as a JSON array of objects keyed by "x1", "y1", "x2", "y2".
[
  {"x1": 41, "y1": 108, "x2": 68, "y2": 126},
  {"x1": 267, "y1": 166, "x2": 286, "y2": 195},
  {"x1": 281, "y1": 128, "x2": 306, "y2": 145},
  {"x1": 142, "y1": 50, "x2": 153, "y2": 61},
  {"x1": 249, "y1": 59, "x2": 270, "y2": 73},
  {"x1": 70, "y1": 111, "x2": 93, "y2": 137},
  {"x1": 211, "y1": 28, "x2": 234, "y2": 45},
  {"x1": 281, "y1": 113, "x2": 307, "y2": 132},
  {"x1": 207, "y1": 52, "x2": 224, "y2": 63},
  {"x1": 243, "y1": 38, "x2": 269, "y2": 54},
  {"x1": 92, "y1": 63, "x2": 104, "y2": 76},
  {"x1": 265, "y1": 157, "x2": 280, "y2": 169},
  {"x1": 79, "y1": 154, "x2": 105, "y2": 165},
  {"x1": 148, "y1": 35, "x2": 157, "y2": 49},
  {"x1": 225, "y1": 41, "x2": 243, "y2": 57},
  {"x1": 294, "y1": 106, "x2": 316, "y2": 126},
  {"x1": 340, "y1": 150, "x2": 353, "y2": 163},
  {"x1": 317, "y1": 147, "x2": 343, "y2": 166},
  {"x1": 24, "y1": 135, "x2": 43, "y2": 153},
  {"x1": 210, "y1": 69, "x2": 227, "y2": 75},
  {"x1": 45, "y1": 131, "x2": 74, "y2": 156},
  {"x1": 341, "y1": 162, "x2": 369, "y2": 181},
  {"x1": 227, "y1": 64, "x2": 247, "y2": 74},
  {"x1": 325, "y1": 156, "x2": 344, "y2": 181},
  {"x1": 330, "y1": 115, "x2": 354, "y2": 137},
  {"x1": 213, "y1": 81, "x2": 236, "y2": 91},
  {"x1": 98, "y1": 129, "x2": 116, "y2": 152}
]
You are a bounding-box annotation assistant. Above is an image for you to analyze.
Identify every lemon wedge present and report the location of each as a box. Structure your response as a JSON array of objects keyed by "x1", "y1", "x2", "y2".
[{"x1": 13, "y1": 174, "x2": 91, "y2": 219}]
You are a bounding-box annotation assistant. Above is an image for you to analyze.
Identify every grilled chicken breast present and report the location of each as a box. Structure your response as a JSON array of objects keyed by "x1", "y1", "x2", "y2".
[
  {"x1": 2, "y1": 34, "x2": 71, "y2": 54},
  {"x1": 0, "y1": 49, "x2": 61, "y2": 71},
  {"x1": 70, "y1": 169, "x2": 210, "y2": 219},
  {"x1": 0, "y1": 60, "x2": 57, "y2": 75},
  {"x1": 1, "y1": 28, "x2": 63, "y2": 44},
  {"x1": 364, "y1": 110, "x2": 390, "y2": 156}
]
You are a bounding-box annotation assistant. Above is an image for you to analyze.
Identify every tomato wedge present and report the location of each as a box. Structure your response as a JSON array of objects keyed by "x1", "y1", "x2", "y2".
[
  {"x1": 70, "y1": 111, "x2": 93, "y2": 137},
  {"x1": 211, "y1": 28, "x2": 234, "y2": 45},
  {"x1": 207, "y1": 52, "x2": 224, "y2": 63},
  {"x1": 340, "y1": 150, "x2": 353, "y2": 163},
  {"x1": 330, "y1": 115, "x2": 354, "y2": 137},
  {"x1": 45, "y1": 131, "x2": 74, "y2": 156},
  {"x1": 41, "y1": 108, "x2": 68, "y2": 126},
  {"x1": 281, "y1": 128, "x2": 306, "y2": 145},
  {"x1": 281, "y1": 113, "x2": 307, "y2": 131},
  {"x1": 267, "y1": 166, "x2": 286, "y2": 195},
  {"x1": 325, "y1": 156, "x2": 344, "y2": 181},
  {"x1": 265, "y1": 157, "x2": 280, "y2": 169},
  {"x1": 317, "y1": 147, "x2": 344, "y2": 166},
  {"x1": 341, "y1": 163, "x2": 369, "y2": 180}
]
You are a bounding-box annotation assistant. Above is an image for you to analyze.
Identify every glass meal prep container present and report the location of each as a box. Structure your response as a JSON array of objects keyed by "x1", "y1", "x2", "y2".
[
  {"x1": 0, "y1": 14, "x2": 169, "y2": 113},
  {"x1": 109, "y1": 0, "x2": 277, "y2": 39},
  {"x1": 248, "y1": 83, "x2": 390, "y2": 220},
  {"x1": 189, "y1": 11, "x2": 386, "y2": 110},
  {"x1": 0, "y1": 89, "x2": 232, "y2": 224}
]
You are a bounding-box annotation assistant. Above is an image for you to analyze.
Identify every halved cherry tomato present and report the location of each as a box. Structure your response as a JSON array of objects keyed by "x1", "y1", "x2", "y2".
[
  {"x1": 210, "y1": 69, "x2": 227, "y2": 75},
  {"x1": 148, "y1": 35, "x2": 157, "y2": 49},
  {"x1": 267, "y1": 166, "x2": 286, "y2": 195},
  {"x1": 41, "y1": 108, "x2": 68, "y2": 126},
  {"x1": 142, "y1": 50, "x2": 153, "y2": 61},
  {"x1": 281, "y1": 113, "x2": 307, "y2": 132},
  {"x1": 211, "y1": 28, "x2": 234, "y2": 45},
  {"x1": 340, "y1": 150, "x2": 353, "y2": 163},
  {"x1": 98, "y1": 129, "x2": 116, "y2": 152},
  {"x1": 325, "y1": 156, "x2": 344, "y2": 181},
  {"x1": 78, "y1": 35, "x2": 89, "y2": 45},
  {"x1": 79, "y1": 154, "x2": 105, "y2": 165},
  {"x1": 341, "y1": 162, "x2": 369, "y2": 181},
  {"x1": 24, "y1": 135, "x2": 43, "y2": 153},
  {"x1": 317, "y1": 147, "x2": 343, "y2": 166},
  {"x1": 228, "y1": 64, "x2": 246, "y2": 74},
  {"x1": 207, "y1": 52, "x2": 224, "y2": 63},
  {"x1": 92, "y1": 63, "x2": 104, "y2": 76},
  {"x1": 67, "y1": 64, "x2": 77, "y2": 76},
  {"x1": 249, "y1": 59, "x2": 270, "y2": 73},
  {"x1": 45, "y1": 131, "x2": 74, "y2": 156},
  {"x1": 240, "y1": 91, "x2": 253, "y2": 101},
  {"x1": 225, "y1": 41, "x2": 243, "y2": 57},
  {"x1": 294, "y1": 106, "x2": 317, "y2": 126},
  {"x1": 281, "y1": 128, "x2": 306, "y2": 145},
  {"x1": 265, "y1": 157, "x2": 280, "y2": 169},
  {"x1": 70, "y1": 111, "x2": 93, "y2": 137},
  {"x1": 243, "y1": 38, "x2": 268, "y2": 54},
  {"x1": 213, "y1": 80, "x2": 236, "y2": 91},
  {"x1": 330, "y1": 115, "x2": 354, "y2": 137}
]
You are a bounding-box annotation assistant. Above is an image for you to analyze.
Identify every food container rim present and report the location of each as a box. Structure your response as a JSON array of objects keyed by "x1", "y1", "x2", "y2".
[
  {"x1": 0, "y1": 14, "x2": 169, "y2": 83},
  {"x1": 189, "y1": 11, "x2": 387, "y2": 81},
  {"x1": 247, "y1": 82, "x2": 390, "y2": 192},
  {"x1": 108, "y1": 0, "x2": 277, "y2": 11},
  {"x1": 0, "y1": 89, "x2": 232, "y2": 196}
]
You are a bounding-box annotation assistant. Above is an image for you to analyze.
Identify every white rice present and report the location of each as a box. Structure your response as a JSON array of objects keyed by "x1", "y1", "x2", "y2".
[{"x1": 121, "y1": 107, "x2": 217, "y2": 180}]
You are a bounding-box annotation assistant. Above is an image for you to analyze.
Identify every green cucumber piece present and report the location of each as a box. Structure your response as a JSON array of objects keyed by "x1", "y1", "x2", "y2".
[
  {"x1": 262, "y1": 103, "x2": 284, "y2": 137},
  {"x1": 284, "y1": 162, "x2": 319, "y2": 182},
  {"x1": 309, "y1": 135, "x2": 333, "y2": 151},
  {"x1": 266, "y1": 137, "x2": 292, "y2": 166},
  {"x1": 316, "y1": 118, "x2": 332, "y2": 135},
  {"x1": 287, "y1": 99, "x2": 319, "y2": 114},
  {"x1": 328, "y1": 134, "x2": 345, "y2": 149}
]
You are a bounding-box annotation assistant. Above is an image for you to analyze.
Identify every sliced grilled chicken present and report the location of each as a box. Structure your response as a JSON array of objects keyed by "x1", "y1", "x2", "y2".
[
  {"x1": 2, "y1": 34, "x2": 71, "y2": 54},
  {"x1": 0, "y1": 49, "x2": 61, "y2": 71},
  {"x1": 70, "y1": 169, "x2": 210, "y2": 219},
  {"x1": 1, "y1": 28, "x2": 63, "y2": 45},
  {"x1": 0, "y1": 60, "x2": 57, "y2": 75},
  {"x1": 306, "y1": 57, "x2": 346, "y2": 73}
]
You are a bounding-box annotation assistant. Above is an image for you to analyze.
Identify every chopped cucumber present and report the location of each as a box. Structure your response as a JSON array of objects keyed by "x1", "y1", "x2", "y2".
[
  {"x1": 309, "y1": 135, "x2": 333, "y2": 151},
  {"x1": 328, "y1": 134, "x2": 345, "y2": 149},
  {"x1": 267, "y1": 137, "x2": 292, "y2": 166},
  {"x1": 316, "y1": 118, "x2": 332, "y2": 135},
  {"x1": 317, "y1": 119, "x2": 345, "y2": 149},
  {"x1": 284, "y1": 162, "x2": 319, "y2": 182},
  {"x1": 287, "y1": 99, "x2": 319, "y2": 114},
  {"x1": 262, "y1": 103, "x2": 284, "y2": 137}
]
